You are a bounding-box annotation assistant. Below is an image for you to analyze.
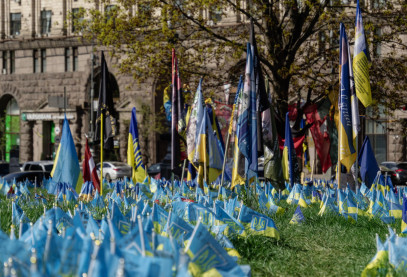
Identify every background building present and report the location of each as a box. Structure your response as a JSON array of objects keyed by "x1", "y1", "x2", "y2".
[
  {"x1": 0, "y1": 0, "x2": 161, "y2": 167},
  {"x1": 0, "y1": 0, "x2": 405, "y2": 175}
]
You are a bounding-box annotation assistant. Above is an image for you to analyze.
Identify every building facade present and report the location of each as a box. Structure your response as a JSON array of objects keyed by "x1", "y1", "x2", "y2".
[
  {"x1": 0, "y1": 0, "x2": 405, "y2": 173},
  {"x1": 0, "y1": 0, "x2": 165, "y2": 166}
]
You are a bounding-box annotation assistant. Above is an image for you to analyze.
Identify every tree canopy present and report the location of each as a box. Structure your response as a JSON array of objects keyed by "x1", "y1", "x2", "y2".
[{"x1": 80, "y1": 0, "x2": 407, "y2": 117}]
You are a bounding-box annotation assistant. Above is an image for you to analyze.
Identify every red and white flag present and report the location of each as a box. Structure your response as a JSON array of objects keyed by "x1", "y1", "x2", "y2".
[{"x1": 83, "y1": 139, "x2": 100, "y2": 192}]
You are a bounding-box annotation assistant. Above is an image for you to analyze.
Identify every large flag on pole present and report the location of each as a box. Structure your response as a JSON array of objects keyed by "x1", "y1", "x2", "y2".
[
  {"x1": 250, "y1": 18, "x2": 268, "y2": 159},
  {"x1": 339, "y1": 23, "x2": 357, "y2": 171},
  {"x1": 348, "y1": 38, "x2": 360, "y2": 140},
  {"x1": 186, "y1": 78, "x2": 204, "y2": 164},
  {"x1": 193, "y1": 106, "x2": 223, "y2": 184},
  {"x1": 282, "y1": 112, "x2": 300, "y2": 187},
  {"x1": 94, "y1": 52, "x2": 116, "y2": 150},
  {"x1": 230, "y1": 78, "x2": 245, "y2": 188},
  {"x1": 232, "y1": 44, "x2": 253, "y2": 188},
  {"x1": 237, "y1": 43, "x2": 253, "y2": 161},
  {"x1": 248, "y1": 45, "x2": 258, "y2": 179},
  {"x1": 171, "y1": 49, "x2": 187, "y2": 172},
  {"x1": 358, "y1": 136, "x2": 380, "y2": 189},
  {"x1": 353, "y1": 0, "x2": 372, "y2": 107},
  {"x1": 51, "y1": 117, "x2": 83, "y2": 193},
  {"x1": 263, "y1": 79, "x2": 284, "y2": 190},
  {"x1": 127, "y1": 107, "x2": 147, "y2": 184},
  {"x1": 83, "y1": 138, "x2": 100, "y2": 192}
]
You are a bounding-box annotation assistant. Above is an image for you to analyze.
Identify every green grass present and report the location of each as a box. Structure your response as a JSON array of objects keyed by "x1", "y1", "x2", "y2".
[
  {"x1": 0, "y1": 190, "x2": 399, "y2": 276},
  {"x1": 232, "y1": 202, "x2": 393, "y2": 276}
]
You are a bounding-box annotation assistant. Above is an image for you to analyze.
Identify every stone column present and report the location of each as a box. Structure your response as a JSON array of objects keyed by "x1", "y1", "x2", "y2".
[{"x1": 19, "y1": 120, "x2": 34, "y2": 162}]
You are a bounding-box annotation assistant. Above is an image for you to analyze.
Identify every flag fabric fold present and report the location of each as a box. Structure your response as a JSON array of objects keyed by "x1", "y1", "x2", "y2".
[
  {"x1": 282, "y1": 112, "x2": 300, "y2": 188},
  {"x1": 94, "y1": 51, "x2": 117, "y2": 150},
  {"x1": 127, "y1": 107, "x2": 147, "y2": 184},
  {"x1": 358, "y1": 136, "x2": 380, "y2": 189},
  {"x1": 83, "y1": 139, "x2": 100, "y2": 193},
  {"x1": 353, "y1": 0, "x2": 372, "y2": 107},
  {"x1": 339, "y1": 23, "x2": 357, "y2": 172},
  {"x1": 51, "y1": 117, "x2": 83, "y2": 193}
]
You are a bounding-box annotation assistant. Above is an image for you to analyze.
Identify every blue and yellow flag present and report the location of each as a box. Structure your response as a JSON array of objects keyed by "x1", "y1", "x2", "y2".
[
  {"x1": 402, "y1": 196, "x2": 407, "y2": 233},
  {"x1": 127, "y1": 107, "x2": 147, "y2": 184},
  {"x1": 353, "y1": 0, "x2": 372, "y2": 107},
  {"x1": 51, "y1": 117, "x2": 83, "y2": 193},
  {"x1": 250, "y1": 214, "x2": 280, "y2": 239},
  {"x1": 339, "y1": 23, "x2": 356, "y2": 171},
  {"x1": 290, "y1": 206, "x2": 305, "y2": 224},
  {"x1": 282, "y1": 112, "x2": 300, "y2": 187},
  {"x1": 186, "y1": 78, "x2": 204, "y2": 163},
  {"x1": 231, "y1": 78, "x2": 246, "y2": 188}
]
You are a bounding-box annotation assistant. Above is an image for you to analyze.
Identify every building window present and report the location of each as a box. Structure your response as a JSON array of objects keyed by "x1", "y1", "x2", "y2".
[
  {"x1": 209, "y1": 7, "x2": 222, "y2": 24},
  {"x1": 73, "y1": 47, "x2": 78, "y2": 71},
  {"x1": 40, "y1": 10, "x2": 52, "y2": 35},
  {"x1": 318, "y1": 32, "x2": 326, "y2": 58},
  {"x1": 41, "y1": 49, "x2": 46, "y2": 72},
  {"x1": 372, "y1": 0, "x2": 386, "y2": 9},
  {"x1": 65, "y1": 48, "x2": 71, "y2": 72},
  {"x1": 366, "y1": 106, "x2": 387, "y2": 163},
  {"x1": 10, "y1": 13, "x2": 21, "y2": 36},
  {"x1": 33, "y1": 49, "x2": 39, "y2": 73},
  {"x1": 373, "y1": 28, "x2": 382, "y2": 57},
  {"x1": 3, "y1": 52, "x2": 7, "y2": 74},
  {"x1": 72, "y1": 8, "x2": 84, "y2": 33},
  {"x1": 10, "y1": 51, "x2": 15, "y2": 74},
  {"x1": 105, "y1": 5, "x2": 117, "y2": 22}
]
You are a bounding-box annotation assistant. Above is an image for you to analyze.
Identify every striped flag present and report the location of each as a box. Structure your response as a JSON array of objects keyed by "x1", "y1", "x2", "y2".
[
  {"x1": 83, "y1": 138, "x2": 100, "y2": 192},
  {"x1": 127, "y1": 107, "x2": 147, "y2": 184},
  {"x1": 339, "y1": 23, "x2": 356, "y2": 171}
]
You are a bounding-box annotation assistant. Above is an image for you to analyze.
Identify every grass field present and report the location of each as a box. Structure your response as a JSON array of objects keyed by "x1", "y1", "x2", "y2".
[
  {"x1": 232, "y1": 202, "x2": 393, "y2": 276},
  {"x1": 0, "y1": 190, "x2": 397, "y2": 276}
]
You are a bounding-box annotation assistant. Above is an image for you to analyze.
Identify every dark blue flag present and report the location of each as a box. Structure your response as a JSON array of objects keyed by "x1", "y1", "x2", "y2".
[{"x1": 358, "y1": 136, "x2": 380, "y2": 189}]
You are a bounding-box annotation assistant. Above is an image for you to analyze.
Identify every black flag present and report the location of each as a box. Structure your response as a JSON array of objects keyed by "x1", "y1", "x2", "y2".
[
  {"x1": 250, "y1": 19, "x2": 269, "y2": 157},
  {"x1": 94, "y1": 52, "x2": 117, "y2": 150}
]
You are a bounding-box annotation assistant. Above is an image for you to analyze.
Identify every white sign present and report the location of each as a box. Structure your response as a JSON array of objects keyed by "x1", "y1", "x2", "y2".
[
  {"x1": 25, "y1": 113, "x2": 75, "y2": 121},
  {"x1": 55, "y1": 126, "x2": 60, "y2": 135}
]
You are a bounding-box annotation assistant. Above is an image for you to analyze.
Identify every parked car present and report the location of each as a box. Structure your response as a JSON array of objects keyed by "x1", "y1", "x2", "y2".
[
  {"x1": 380, "y1": 162, "x2": 407, "y2": 186},
  {"x1": 20, "y1": 161, "x2": 54, "y2": 172},
  {"x1": 147, "y1": 152, "x2": 185, "y2": 180},
  {"x1": 2, "y1": 171, "x2": 51, "y2": 187},
  {"x1": 0, "y1": 162, "x2": 9, "y2": 177},
  {"x1": 96, "y1": 162, "x2": 132, "y2": 181},
  {"x1": 147, "y1": 161, "x2": 173, "y2": 180}
]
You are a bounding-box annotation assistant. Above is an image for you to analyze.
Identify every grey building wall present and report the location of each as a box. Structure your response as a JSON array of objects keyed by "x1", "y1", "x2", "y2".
[{"x1": 0, "y1": 0, "x2": 156, "y2": 165}]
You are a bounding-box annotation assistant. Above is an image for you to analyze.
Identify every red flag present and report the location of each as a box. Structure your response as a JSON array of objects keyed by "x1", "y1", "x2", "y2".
[
  {"x1": 278, "y1": 135, "x2": 306, "y2": 157},
  {"x1": 83, "y1": 139, "x2": 100, "y2": 192},
  {"x1": 304, "y1": 104, "x2": 332, "y2": 173}
]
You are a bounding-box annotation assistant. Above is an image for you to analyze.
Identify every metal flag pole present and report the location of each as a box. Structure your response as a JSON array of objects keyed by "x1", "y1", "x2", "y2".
[
  {"x1": 337, "y1": 106, "x2": 342, "y2": 189},
  {"x1": 180, "y1": 159, "x2": 187, "y2": 184},
  {"x1": 64, "y1": 87, "x2": 67, "y2": 114},
  {"x1": 355, "y1": 133, "x2": 359, "y2": 192},
  {"x1": 100, "y1": 112, "x2": 104, "y2": 196},
  {"x1": 220, "y1": 132, "x2": 231, "y2": 188}
]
